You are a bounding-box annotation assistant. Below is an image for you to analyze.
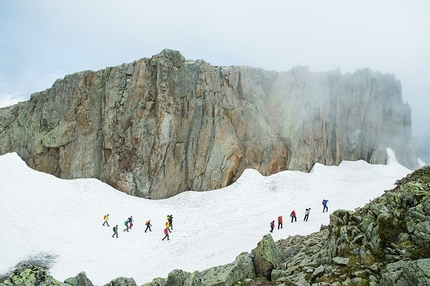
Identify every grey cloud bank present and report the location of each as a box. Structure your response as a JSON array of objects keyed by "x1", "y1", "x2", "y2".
[{"x1": 1, "y1": 0, "x2": 429, "y2": 163}]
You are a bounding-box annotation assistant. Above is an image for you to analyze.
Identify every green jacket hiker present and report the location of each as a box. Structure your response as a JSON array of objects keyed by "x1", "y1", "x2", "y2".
[{"x1": 112, "y1": 225, "x2": 119, "y2": 238}]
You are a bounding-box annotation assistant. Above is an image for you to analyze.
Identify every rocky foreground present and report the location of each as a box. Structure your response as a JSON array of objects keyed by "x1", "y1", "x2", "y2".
[{"x1": 2, "y1": 166, "x2": 429, "y2": 285}]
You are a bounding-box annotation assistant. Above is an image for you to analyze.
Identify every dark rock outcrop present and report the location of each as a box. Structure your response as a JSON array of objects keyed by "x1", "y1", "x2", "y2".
[
  {"x1": 0, "y1": 49, "x2": 419, "y2": 198},
  {"x1": 1, "y1": 264, "x2": 65, "y2": 286},
  {"x1": 272, "y1": 165, "x2": 430, "y2": 285},
  {"x1": 143, "y1": 252, "x2": 255, "y2": 286}
]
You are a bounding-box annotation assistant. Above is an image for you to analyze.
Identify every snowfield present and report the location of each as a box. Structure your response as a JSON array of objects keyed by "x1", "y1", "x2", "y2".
[{"x1": 0, "y1": 149, "x2": 413, "y2": 285}]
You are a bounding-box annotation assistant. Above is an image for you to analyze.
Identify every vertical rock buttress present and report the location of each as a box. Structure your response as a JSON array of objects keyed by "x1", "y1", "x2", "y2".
[{"x1": 0, "y1": 50, "x2": 419, "y2": 198}]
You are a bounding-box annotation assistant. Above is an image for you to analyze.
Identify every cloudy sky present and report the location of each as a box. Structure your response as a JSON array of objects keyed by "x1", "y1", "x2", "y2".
[{"x1": 1, "y1": 1, "x2": 429, "y2": 160}]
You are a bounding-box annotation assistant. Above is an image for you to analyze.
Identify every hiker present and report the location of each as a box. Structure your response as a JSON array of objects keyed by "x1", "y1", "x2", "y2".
[
  {"x1": 304, "y1": 208, "x2": 311, "y2": 221},
  {"x1": 102, "y1": 214, "x2": 110, "y2": 227},
  {"x1": 162, "y1": 227, "x2": 171, "y2": 241},
  {"x1": 290, "y1": 210, "x2": 297, "y2": 222},
  {"x1": 128, "y1": 216, "x2": 134, "y2": 229},
  {"x1": 123, "y1": 220, "x2": 129, "y2": 232},
  {"x1": 322, "y1": 199, "x2": 329, "y2": 213},
  {"x1": 145, "y1": 219, "x2": 153, "y2": 233},
  {"x1": 112, "y1": 225, "x2": 119, "y2": 238},
  {"x1": 270, "y1": 220, "x2": 275, "y2": 233},
  {"x1": 277, "y1": 215, "x2": 283, "y2": 229},
  {"x1": 167, "y1": 214, "x2": 173, "y2": 230}
]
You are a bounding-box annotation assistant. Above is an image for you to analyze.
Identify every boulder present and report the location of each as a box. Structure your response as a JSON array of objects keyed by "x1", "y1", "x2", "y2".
[
  {"x1": 183, "y1": 271, "x2": 204, "y2": 286},
  {"x1": 104, "y1": 277, "x2": 137, "y2": 286},
  {"x1": 64, "y1": 271, "x2": 93, "y2": 286},
  {"x1": 251, "y1": 234, "x2": 283, "y2": 280},
  {"x1": 270, "y1": 269, "x2": 293, "y2": 281},
  {"x1": 311, "y1": 265, "x2": 325, "y2": 281},
  {"x1": 166, "y1": 269, "x2": 190, "y2": 286},
  {"x1": 142, "y1": 277, "x2": 166, "y2": 286},
  {"x1": 199, "y1": 252, "x2": 255, "y2": 285},
  {"x1": 332, "y1": 257, "x2": 350, "y2": 266}
]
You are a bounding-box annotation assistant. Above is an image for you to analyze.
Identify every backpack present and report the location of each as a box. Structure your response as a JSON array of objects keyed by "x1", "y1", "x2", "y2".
[
  {"x1": 112, "y1": 226, "x2": 115, "y2": 232},
  {"x1": 124, "y1": 220, "x2": 128, "y2": 226},
  {"x1": 104, "y1": 215, "x2": 107, "y2": 220}
]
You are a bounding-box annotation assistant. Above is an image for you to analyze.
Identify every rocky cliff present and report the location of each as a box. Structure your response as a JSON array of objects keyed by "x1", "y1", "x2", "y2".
[{"x1": 0, "y1": 49, "x2": 418, "y2": 198}]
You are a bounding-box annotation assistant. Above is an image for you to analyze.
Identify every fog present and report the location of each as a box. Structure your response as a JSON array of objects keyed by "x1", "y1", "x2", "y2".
[{"x1": 1, "y1": 1, "x2": 429, "y2": 162}]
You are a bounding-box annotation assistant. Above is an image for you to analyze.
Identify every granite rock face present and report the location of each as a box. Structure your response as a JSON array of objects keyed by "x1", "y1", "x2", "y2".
[{"x1": 0, "y1": 49, "x2": 418, "y2": 198}]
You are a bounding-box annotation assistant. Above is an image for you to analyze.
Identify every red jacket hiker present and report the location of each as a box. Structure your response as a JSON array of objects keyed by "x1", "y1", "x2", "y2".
[
  {"x1": 290, "y1": 210, "x2": 297, "y2": 222},
  {"x1": 162, "y1": 227, "x2": 170, "y2": 241}
]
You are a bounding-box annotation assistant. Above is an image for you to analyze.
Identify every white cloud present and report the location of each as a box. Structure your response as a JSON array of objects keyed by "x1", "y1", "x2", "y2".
[{"x1": 0, "y1": 94, "x2": 24, "y2": 108}]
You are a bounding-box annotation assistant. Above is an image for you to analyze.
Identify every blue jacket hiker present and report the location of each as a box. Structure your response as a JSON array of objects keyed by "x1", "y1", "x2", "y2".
[
  {"x1": 128, "y1": 216, "x2": 134, "y2": 229},
  {"x1": 322, "y1": 199, "x2": 329, "y2": 213}
]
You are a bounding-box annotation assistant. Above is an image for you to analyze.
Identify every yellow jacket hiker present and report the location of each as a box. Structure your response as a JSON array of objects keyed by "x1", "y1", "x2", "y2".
[{"x1": 102, "y1": 214, "x2": 109, "y2": 227}]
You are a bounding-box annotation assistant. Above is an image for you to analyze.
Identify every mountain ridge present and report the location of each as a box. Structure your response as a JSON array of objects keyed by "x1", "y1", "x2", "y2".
[{"x1": 0, "y1": 49, "x2": 419, "y2": 198}]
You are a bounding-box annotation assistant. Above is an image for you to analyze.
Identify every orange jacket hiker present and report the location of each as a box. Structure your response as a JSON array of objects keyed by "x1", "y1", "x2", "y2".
[{"x1": 277, "y1": 215, "x2": 283, "y2": 229}]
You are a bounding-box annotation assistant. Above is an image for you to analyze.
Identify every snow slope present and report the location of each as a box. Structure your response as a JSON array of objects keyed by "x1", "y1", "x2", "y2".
[{"x1": 0, "y1": 149, "x2": 412, "y2": 285}]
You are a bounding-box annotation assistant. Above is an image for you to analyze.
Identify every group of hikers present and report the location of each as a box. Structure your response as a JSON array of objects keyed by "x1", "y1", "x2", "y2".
[
  {"x1": 102, "y1": 199, "x2": 330, "y2": 238},
  {"x1": 270, "y1": 199, "x2": 329, "y2": 233},
  {"x1": 102, "y1": 214, "x2": 173, "y2": 240},
  {"x1": 162, "y1": 215, "x2": 173, "y2": 241}
]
